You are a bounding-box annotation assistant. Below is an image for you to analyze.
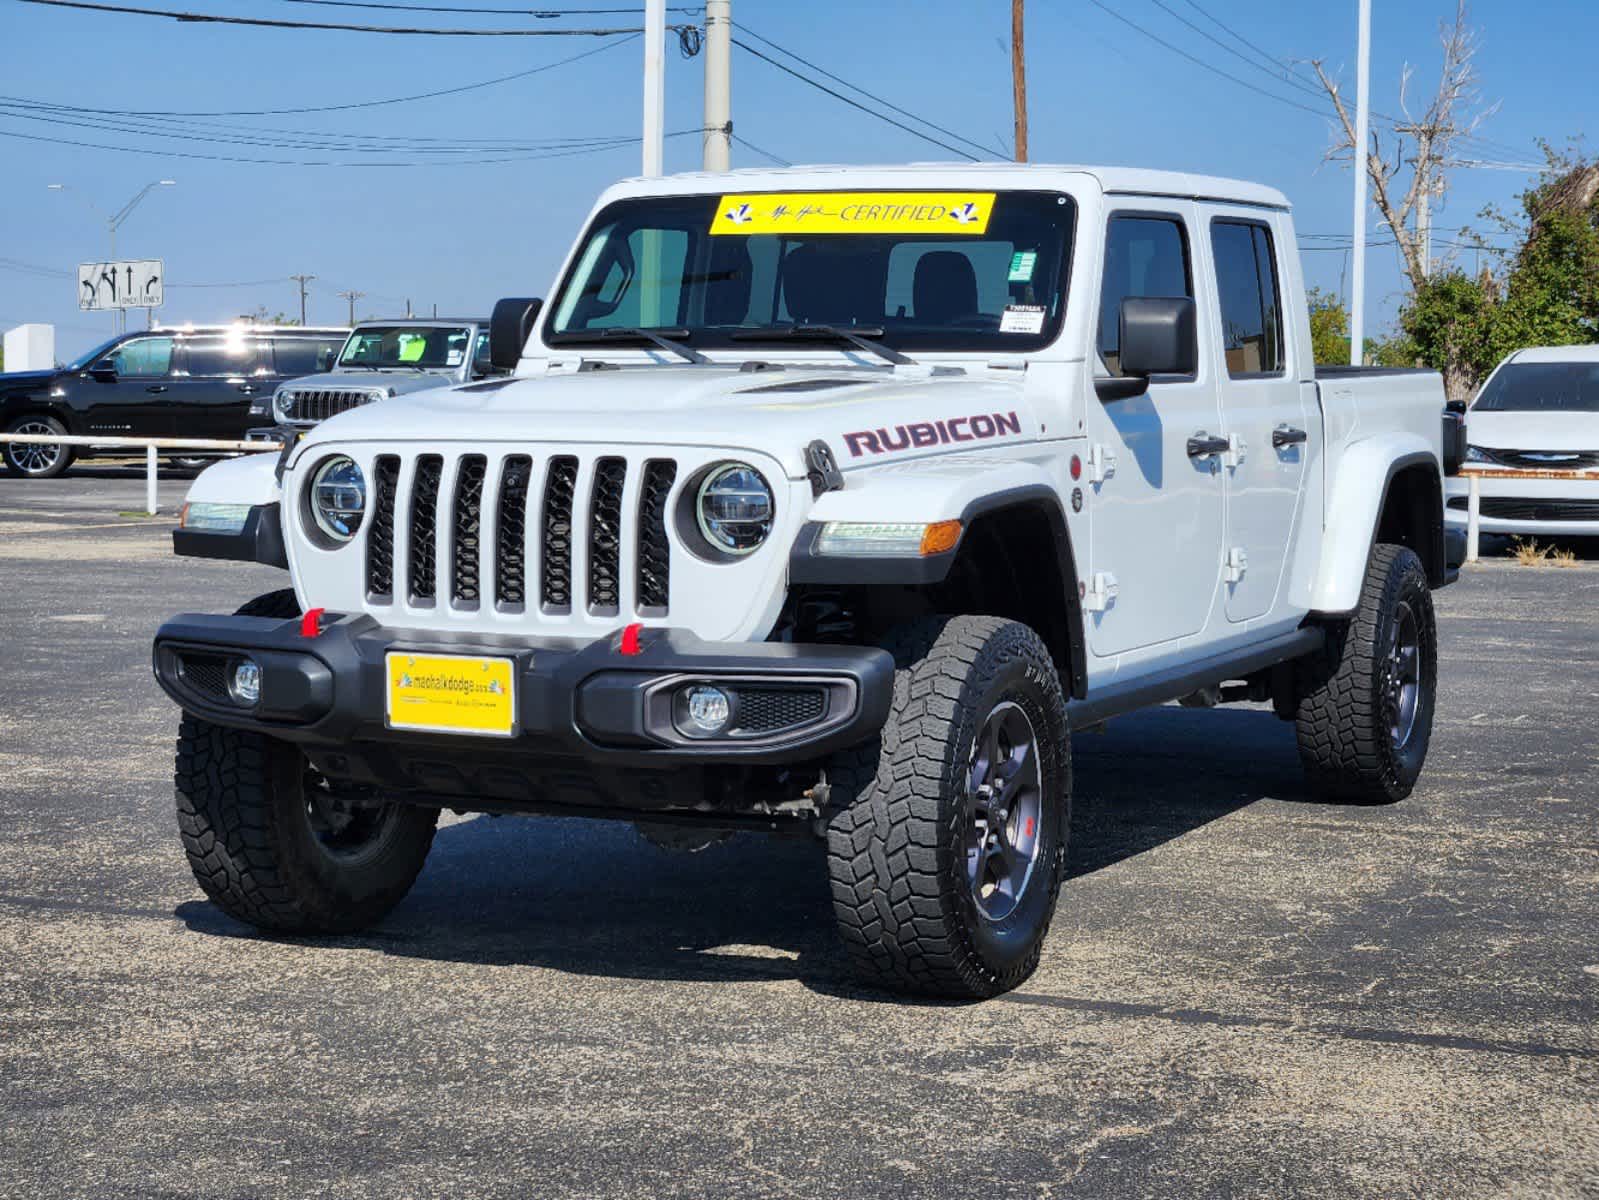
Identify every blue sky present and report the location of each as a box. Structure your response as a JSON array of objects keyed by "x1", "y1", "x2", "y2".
[{"x1": 2, "y1": 0, "x2": 1592, "y2": 358}]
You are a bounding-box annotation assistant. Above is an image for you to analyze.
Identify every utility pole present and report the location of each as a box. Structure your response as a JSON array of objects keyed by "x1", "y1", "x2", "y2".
[
  {"x1": 642, "y1": 0, "x2": 666, "y2": 176},
  {"x1": 290, "y1": 273, "x2": 315, "y2": 325},
  {"x1": 1011, "y1": 0, "x2": 1028, "y2": 162},
  {"x1": 336, "y1": 289, "x2": 365, "y2": 326},
  {"x1": 1349, "y1": 0, "x2": 1371, "y2": 366},
  {"x1": 703, "y1": 0, "x2": 732, "y2": 171}
]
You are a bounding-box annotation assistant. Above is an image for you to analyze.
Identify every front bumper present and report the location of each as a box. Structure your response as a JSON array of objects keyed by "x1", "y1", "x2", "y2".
[
  {"x1": 152, "y1": 613, "x2": 894, "y2": 778},
  {"x1": 1445, "y1": 474, "x2": 1599, "y2": 536}
]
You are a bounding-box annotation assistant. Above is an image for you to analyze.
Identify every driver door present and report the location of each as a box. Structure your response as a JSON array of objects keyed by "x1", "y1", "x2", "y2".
[{"x1": 78, "y1": 334, "x2": 177, "y2": 438}]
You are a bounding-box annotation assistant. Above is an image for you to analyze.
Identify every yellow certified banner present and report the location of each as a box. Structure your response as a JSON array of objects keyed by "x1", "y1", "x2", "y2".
[
  {"x1": 710, "y1": 192, "x2": 996, "y2": 236},
  {"x1": 386, "y1": 652, "x2": 516, "y2": 738}
]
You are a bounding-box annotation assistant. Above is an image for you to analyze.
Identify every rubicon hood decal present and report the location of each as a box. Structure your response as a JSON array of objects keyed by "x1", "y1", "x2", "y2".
[{"x1": 843, "y1": 412, "x2": 1022, "y2": 458}]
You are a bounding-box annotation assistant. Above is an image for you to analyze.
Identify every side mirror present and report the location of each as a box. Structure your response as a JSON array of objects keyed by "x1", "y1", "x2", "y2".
[
  {"x1": 489, "y1": 297, "x2": 543, "y2": 371},
  {"x1": 1441, "y1": 410, "x2": 1467, "y2": 477},
  {"x1": 89, "y1": 359, "x2": 118, "y2": 382},
  {"x1": 1096, "y1": 297, "x2": 1198, "y2": 402}
]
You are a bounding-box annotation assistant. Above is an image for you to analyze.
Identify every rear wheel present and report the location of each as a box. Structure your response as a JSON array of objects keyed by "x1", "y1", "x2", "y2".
[
  {"x1": 825, "y1": 616, "x2": 1071, "y2": 999},
  {"x1": 1295, "y1": 544, "x2": 1438, "y2": 803},
  {"x1": 3, "y1": 415, "x2": 75, "y2": 479}
]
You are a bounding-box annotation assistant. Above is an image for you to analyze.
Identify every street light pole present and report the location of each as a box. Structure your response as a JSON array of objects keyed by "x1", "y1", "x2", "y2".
[
  {"x1": 642, "y1": 0, "x2": 666, "y2": 176},
  {"x1": 1349, "y1": 0, "x2": 1371, "y2": 366},
  {"x1": 47, "y1": 179, "x2": 176, "y2": 333}
]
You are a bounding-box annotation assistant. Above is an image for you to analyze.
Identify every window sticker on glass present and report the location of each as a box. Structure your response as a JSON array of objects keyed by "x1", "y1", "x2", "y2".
[
  {"x1": 1008, "y1": 250, "x2": 1038, "y2": 282},
  {"x1": 447, "y1": 349, "x2": 464, "y2": 366},
  {"x1": 1000, "y1": 305, "x2": 1047, "y2": 334},
  {"x1": 710, "y1": 192, "x2": 995, "y2": 236}
]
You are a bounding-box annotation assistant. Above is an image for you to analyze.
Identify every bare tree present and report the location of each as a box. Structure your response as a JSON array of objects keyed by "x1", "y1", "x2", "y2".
[{"x1": 1310, "y1": 2, "x2": 1498, "y2": 291}]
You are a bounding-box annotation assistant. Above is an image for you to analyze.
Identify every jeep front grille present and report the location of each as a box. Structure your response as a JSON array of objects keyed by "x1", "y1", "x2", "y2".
[
  {"x1": 364, "y1": 452, "x2": 678, "y2": 617},
  {"x1": 283, "y1": 388, "x2": 380, "y2": 424}
]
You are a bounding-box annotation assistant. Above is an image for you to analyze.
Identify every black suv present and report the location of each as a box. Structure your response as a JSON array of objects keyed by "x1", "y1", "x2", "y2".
[{"x1": 0, "y1": 323, "x2": 349, "y2": 478}]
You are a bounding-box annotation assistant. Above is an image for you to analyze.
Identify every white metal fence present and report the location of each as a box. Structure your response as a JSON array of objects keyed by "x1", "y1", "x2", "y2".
[
  {"x1": 0, "y1": 434, "x2": 281, "y2": 515},
  {"x1": 1459, "y1": 465, "x2": 1599, "y2": 562}
]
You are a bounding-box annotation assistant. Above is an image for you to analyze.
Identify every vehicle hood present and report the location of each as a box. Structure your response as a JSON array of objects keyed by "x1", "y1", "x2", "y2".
[
  {"x1": 283, "y1": 369, "x2": 455, "y2": 395},
  {"x1": 0, "y1": 369, "x2": 59, "y2": 391},
  {"x1": 294, "y1": 364, "x2": 1035, "y2": 480},
  {"x1": 1466, "y1": 408, "x2": 1599, "y2": 452}
]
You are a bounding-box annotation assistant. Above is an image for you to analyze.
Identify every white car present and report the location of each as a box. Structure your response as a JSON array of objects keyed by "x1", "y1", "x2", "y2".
[
  {"x1": 1447, "y1": 345, "x2": 1599, "y2": 538},
  {"x1": 156, "y1": 163, "x2": 1455, "y2": 999}
]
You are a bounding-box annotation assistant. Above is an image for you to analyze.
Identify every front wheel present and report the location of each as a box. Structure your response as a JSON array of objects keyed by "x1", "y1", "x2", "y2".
[
  {"x1": 825, "y1": 616, "x2": 1071, "y2": 999},
  {"x1": 3, "y1": 415, "x2": 75, "y2": 479},
  {"x1": 1295, "y1": 544, "x2": 1438, "y2": 803},
  {"x1": 175, "y1": 716, "x2": 438, "y2": 933}
]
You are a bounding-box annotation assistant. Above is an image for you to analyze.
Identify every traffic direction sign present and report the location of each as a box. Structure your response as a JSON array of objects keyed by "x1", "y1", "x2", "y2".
[{"x1": 78, "y1": 260, "x2": 164, "y2": 311}]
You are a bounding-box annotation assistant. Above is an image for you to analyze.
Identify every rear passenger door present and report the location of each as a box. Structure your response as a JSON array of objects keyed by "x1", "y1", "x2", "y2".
[
  {"x1": 169, "y1": 336, "x2": 272, "y2": 440},
  {"x1": 1205, "y1": 213, "x2": 1312, "y2": 624}
]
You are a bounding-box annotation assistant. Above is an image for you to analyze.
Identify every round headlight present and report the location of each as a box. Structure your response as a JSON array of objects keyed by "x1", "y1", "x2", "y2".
[
  {"x1": 696, "y1": 463, "x2": 773, "y2": 556},
  {"x1": 273, "y1": 389, "x2": 293, "y2": 416},
  {"x1": 308, "y1": 455, "x2": 366, "y2": 543}
]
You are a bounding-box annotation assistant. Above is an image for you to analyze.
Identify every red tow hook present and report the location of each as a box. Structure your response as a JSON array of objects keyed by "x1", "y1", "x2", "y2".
[
  {"x1": 618, "y1": 622, "x2": 644, "y2": 656},
  {"x1": 300, "y1": 607, "x2": 327, "y2": 638}
]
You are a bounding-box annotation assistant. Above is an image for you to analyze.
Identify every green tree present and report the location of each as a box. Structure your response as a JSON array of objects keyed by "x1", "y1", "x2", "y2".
[
  {"x1": 1399, "y1": 142, "x2": 1599, "y2": 399},
  {"x1": 1308, "y1": 288, "x2": 1351, "y2": 365}
]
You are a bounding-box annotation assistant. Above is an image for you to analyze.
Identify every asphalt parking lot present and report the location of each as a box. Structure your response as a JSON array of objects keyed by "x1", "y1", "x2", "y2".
[{"x1": 2, "y1": 468, "x2": 1596, "y2": 1200}]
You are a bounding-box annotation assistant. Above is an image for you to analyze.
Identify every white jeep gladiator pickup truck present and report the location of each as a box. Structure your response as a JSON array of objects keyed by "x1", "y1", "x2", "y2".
[{"x1": 155, "y1": 164, "x2": 1460, "y2": 999}]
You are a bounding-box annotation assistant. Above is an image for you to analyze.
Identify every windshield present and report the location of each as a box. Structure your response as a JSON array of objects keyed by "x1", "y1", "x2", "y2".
[
  {"x1": 66, "y1": 336, "x2": 123, "y2": 371},
  {"x1": 337, "y1": 326, "x2": 472, "y2": 370},
  {"x1": 1474, "y1": 362, "x2": 1599, "y2": 413},
  {"x1": 547, "y1": 191, "x2": 1075, "y2": 354}
]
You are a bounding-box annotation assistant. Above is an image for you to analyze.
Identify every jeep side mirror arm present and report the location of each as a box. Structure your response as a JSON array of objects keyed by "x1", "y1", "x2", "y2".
[{"x1": 1095, "y1": 375, "x2": 1148, "y2": 403}]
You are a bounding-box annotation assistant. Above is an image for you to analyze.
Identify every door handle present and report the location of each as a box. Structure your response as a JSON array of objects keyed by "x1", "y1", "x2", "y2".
[
  {"x1": 144, "y1": 384, "x2": 168, "y2": 394},
  {"x1": 1272, "y1": 425, "x2": 1308, "y2": 449},
  {"x1": 238, "y1": 383, "x2": 259, "y2": 395},
  {"x1": 1187, "y1": 434, "x2": 1230, "y2": 459}
]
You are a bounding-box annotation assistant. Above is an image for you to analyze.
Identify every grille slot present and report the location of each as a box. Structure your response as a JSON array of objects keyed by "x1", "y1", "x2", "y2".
[
  {"x1": 366, "y1": 455, "x2": 400, "y2": 599},
  {"x1": 587, "y1": 457, "x2": 627, "y2": 614},
  {"x1": 451, "y1": 455, "x2": 487, "y2": 606},
  {"x1": 408, "y1": 455, "x2": 444, "y2": 602},
  {"x1": 636, "y1": 460, "x2": 676, "y2": 614},
  {"x1": 541, "y1": 456, "x2": 579, "y2": 610},
  {"x1": 178, "y1": 653, "x2": 230, "y2": 701},
  {"x1": 733, "y1": 688, "x2": 827, "y2": 734},
  {"x1": 495, "y1": 456, "x2": 533, "y2": 608},
  {"x1": 1479, "y1": 447, "x2": 1599, "y2": 470},
  {"x1": 1448, "y1": 496, "x2": 1599, "y2": 521}
]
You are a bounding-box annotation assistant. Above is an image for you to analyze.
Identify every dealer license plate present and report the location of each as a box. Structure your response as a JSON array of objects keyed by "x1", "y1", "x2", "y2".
[{"x1": 385, "y1": 652, "x2": 516, "y2": 738}]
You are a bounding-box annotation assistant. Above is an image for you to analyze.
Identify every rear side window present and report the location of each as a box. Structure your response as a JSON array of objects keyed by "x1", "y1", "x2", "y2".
[
  {"x1": 1211, "y1": 220, "x2": 1284, "y2": 376},
  {"x1": 108, "y1": 335, "x2": 173, "y2": 378},
  {"x1": 273, "y1": 337, "x2": 342, "y2": 376},
  {"x1": 1098, "y1": 215, "x2": 1192, "y2": 376},
  {"x1": 183, "y1": 338, "x2": 269, "y2": 378}
]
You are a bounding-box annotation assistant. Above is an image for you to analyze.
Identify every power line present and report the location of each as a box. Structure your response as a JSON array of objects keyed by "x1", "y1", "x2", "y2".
[
  {"x1": 0, "y1": 120, "x2": 705, "y2": 167},
  {"x1": 733, "y1": 23, "x2": 1003, "y2": 160},
  {"x1": 732, "y1": 38, "x2": 979, "y2": 162},
  {"x1": 1083, "y1": 0, "x2": 1337, "y2": 121},
  {"x1": 280, "y1": 0, "x2": 695, "y2": 12},
  {"x1": 0, "y1": 36, "x2": 633, "y2": 118},
  {"x1": 1147, "y1": 0, "x2": 1333, "y2": 105},
  {"x1": 16, "y1": 0, "x2": 647, "y2": 36},
  {"x1": 731, "y1": 132, "x2": 789, "y2": 167},
  {"x1": 1177, "y1": 0, "x2": 1321, "y2": 85}
]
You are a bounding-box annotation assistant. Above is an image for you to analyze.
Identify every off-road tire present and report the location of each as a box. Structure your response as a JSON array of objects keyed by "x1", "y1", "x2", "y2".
[
  {"x1": 825, "y1": 616, "x2": 1071, "y2": 999},
  {"x1": 1295, "y1": 544, "x2": 1437, "y2": 803},
  {"x1": 174, "y1": 588, "x2": 437, "y2": 933},
  {"x1": 3, "y1": 414, "x2": 75, "y2": 479}
]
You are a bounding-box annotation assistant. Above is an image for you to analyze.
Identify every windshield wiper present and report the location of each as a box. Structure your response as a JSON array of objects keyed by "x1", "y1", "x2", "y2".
[
  {"x1": 731, "y1": 324, "x2": 914, "y2": 366},
  {"x1": 548, "y1": 327, "x2": 708, "y2": 365}
]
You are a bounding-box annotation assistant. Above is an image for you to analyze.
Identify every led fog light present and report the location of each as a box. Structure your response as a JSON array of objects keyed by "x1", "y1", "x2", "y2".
[
  {"x1": 229, "y1": 659, "x2": 262, "y2": 706},
  {"x1": 685, "y1": 685, "x2": 732, "y2": 734}
]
